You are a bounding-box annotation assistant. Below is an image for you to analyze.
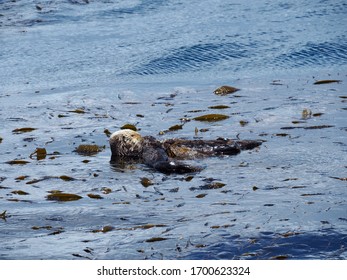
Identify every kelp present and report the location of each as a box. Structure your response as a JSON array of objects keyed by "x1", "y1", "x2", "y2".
[
  {"x1": 0, "y1": 210, "x2": 8, "y2": 219},
  {"x1": 69, "y1": 108, "x2": 85, "y2": 114},
  {"x1": 15, "y1": 175, "x2": 29, "y2": 181},
  {"x1": 92, "y1": 225, "x2": 114, "y2": 233},
  {"x1": 6, "y1": 160, "x2": 30, "y2": 165},
  {"x1": 313, "y1": 79, "x2": 341, "y2": 85},
  {"x1": 193, "y1": 114, "x2": 229, "y2": 122},
  {"x1": 46, "y1": 192, "x2": 82, "y2": 201},
  {"x1": 12, "y1": 127, "x2": 37, "y2": 134},
  {"x1": 168, "y1": 124, "x2": 183, "y2": 131},
  {"x1": 30, "y1": 148, "x2": 47, "y2": 160},
  {"x1": 140, "y1": 177, "x2": 153, "y2": 187},
  {"x1": 301, "y1": 108, "x2": 312, "y2": 120},
  {"x1": 11, "y1": 190, "x2": 29, "y2": 195},
  {"x1": 74, "y1": 144, "x2": 104, "y2": 155},
  {"x1": 145, "y1": 237, "x2": 167, "y2": 243},
  {"x1": 239, "y1": 120, "x2": 249, "y2": 126},
  {"x1": 104, "y1": 128, "x2": 112, "y2": 137},
  {"x1": 59, "y1": 175, "x2": 75, "y2": 181},
  {"x1": 214, "y1": 85, "x2": 239, "y2": 95},
  {"x1": 121, "y1": 124, "x2": 137, "y2": 131},
  {"x1": 208, "y1": 105, "x2": 230, "y2": 109},
  {"x1": 87, "y1": 193, "x2": 103, "y2": 199}
]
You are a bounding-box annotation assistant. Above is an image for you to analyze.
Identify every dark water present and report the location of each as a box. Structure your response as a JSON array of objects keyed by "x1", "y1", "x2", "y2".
[{"x1": 0, "y1": 0, "x2": 346, "y2": 260}]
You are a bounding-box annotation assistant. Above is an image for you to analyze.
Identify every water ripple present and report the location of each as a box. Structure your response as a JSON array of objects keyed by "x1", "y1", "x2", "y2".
[
  {"x1": 129, "y1": 41, "x2": 256, "y2": 75},
  {"x1": 274, "y1": 38, "x2": 347, "y2": 67}
]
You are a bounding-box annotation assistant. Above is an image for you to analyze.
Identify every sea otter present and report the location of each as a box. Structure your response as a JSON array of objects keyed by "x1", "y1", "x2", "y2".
[{"x1": 109, "y1": 129, "x2": 262, "y2": 174}]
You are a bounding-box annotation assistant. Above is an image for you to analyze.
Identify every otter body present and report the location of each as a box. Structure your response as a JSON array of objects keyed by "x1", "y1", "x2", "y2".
[{"x1": 109, "y1": 129, "x2": 262, "y2": 174}]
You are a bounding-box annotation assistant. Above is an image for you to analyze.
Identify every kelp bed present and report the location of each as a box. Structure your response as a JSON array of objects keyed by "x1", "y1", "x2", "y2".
[{"x1": 0, "y1": 76, "x2": 346, "y2": 259}]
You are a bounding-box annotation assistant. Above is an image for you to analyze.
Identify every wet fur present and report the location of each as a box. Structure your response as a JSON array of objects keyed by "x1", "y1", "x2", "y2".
[{"x1": 109, "y1": 129, "x2": 262, "y2": 174}]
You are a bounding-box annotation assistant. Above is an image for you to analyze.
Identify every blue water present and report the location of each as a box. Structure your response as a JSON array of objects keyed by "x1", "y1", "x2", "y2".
[{"x1": 0, "y1": 0, "x2": 346, "y2": 260}]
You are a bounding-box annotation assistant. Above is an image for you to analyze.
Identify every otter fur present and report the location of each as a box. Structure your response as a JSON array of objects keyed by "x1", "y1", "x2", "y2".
[{"x1": 109, "y1": 129, "x2": 262, "y2": 174}]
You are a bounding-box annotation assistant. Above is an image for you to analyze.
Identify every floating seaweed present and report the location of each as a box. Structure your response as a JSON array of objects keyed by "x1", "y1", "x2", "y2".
[
  {"x1": 92, "y1": 225, "x2": 114, "y2": 233},
  {"x1": 190, "y1": 182, "x2": 226, "y2": 191},
  {"x1": 281, "y1": 125, "x2": 334, "y2": 130},
  {"x1": 208, "y1": 105, "x2": 230, "y2": 109},
  {"x1": 0, "y1": 136, "x2": 2, "y2": 143},
  {"x1": 168, "y1": 124, "x2": 183, "y2": 131},
  {"x1": 74, "y1": 144, "x2": 104, "y2": 155},
  {"x1": 214, "y1": 85, "x2": 239, "y2": 95},
  {"x1": 29, "y1": 148, "x2": 47, "y2": 160},
  {"x1": 12, "y1": 127, "x2": 37, "y2": 134},
  {"x1": 270, "y1": 80, "x2": 284, "y2": 85},
  {"x1": 59, "y1": 175, "x2": 75, "y2": 181},
  {"x1": 32, "y1": 226, "x2": 53, "y2": 230},
  {"x1": 280, "y1": 232, "x2": 300, "y2": 238},
  {"x1": 140, "y1": 177, "x2": 153, "y2": 187},
  {"x1": 301, "y1": 108, "x2": 312, "y2": 120},
  {"x1": 121, "y1": 124, "x2": 137, "y2": 131},
  {"x1": 145, "y1": 237, "x2": 167, "y2": 243},
  {"x1": 196, "y1": 193, "x2": 207, "y2": 198},
  {"x1": 6, "y1": 160, "x2": 30, "y2": 165},
  {"x1": 104, "y1": 128, "x2": 112, "y2": 137},
  {"x1": 101, "y1": 187, "x2": 112, "y2": 194},
  {"x1": 330, "y1": 176, "x2": 347, "y2": 181},
  {"x1": 0, "y1": 210, "x2": 8, "y2": 219},
  {"x1": 300, "y1": 193, "x2": 324, "y2": 196},
  {"x1": 87, "y1": 193, "x2": 103, "y2": 199},
  {"x1": 133, "y1": 224, "x2": 166, "y2": 230},
  {"x1": 239, "y1": 120, "x2": 249, "y2": 126},
  {"x1": 46, "y1": 192, "x2": 82, "y2": 201},
  {"x1": 15, "y1": 175, "x2": 29, "y2": 181},
  {"x1": 304, "y1": 125, "x2": 334, "y2": 129},
  {"x1": 69, "y1": 108, "x2": 85, "y2": 114},
  {"x1": 11, "y1": 190, "x2": 29, "y2": 195},
  {"x1": 193, "y1": 114, "x2": 229, "y2": 122},
  {"x1": 313, "y1": 79, "x2": 341, "y2": 85}
]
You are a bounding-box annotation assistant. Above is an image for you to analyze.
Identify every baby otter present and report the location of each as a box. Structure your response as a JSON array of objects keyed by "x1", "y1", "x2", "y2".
[{"x1": 109, "y1": 129, "x2": 262, "y2": 174}]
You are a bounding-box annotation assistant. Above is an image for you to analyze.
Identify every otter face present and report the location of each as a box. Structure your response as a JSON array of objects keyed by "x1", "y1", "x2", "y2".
[{"x1": 109, "y1": 129, "x2": 143, "y2": 158}]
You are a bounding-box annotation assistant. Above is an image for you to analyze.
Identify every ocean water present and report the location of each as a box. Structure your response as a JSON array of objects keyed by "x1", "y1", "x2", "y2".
[{"x1": 0, "y1": 0, "x2": 346, "y2": 260}]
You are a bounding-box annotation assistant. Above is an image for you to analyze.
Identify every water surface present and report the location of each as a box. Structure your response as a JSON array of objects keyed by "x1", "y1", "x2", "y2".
[{"x1": 0, "y1": 0, "x2": 346, "y2": 259}]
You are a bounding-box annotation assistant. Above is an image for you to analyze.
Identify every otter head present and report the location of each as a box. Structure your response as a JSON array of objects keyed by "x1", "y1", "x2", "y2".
[{"x1": 109, "y1": 129, "x2": 144, "y2": 159}]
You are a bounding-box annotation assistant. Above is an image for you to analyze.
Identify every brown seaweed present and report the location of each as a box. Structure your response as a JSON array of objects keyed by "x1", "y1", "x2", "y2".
[
  {"x1": 87, "y1": 193, "x2": 103, "y2": 199},
  {"x1": 12, "y1": 127, "x2": 37, "y2": 134},
  {"x1": 69, "y1": 108, "x2": 85, "y2": 114},
  {"x1": 74, "y1": 144, "x2": 104, "y2": 155},
  {"x1": 313, "y1": 79, "x2": 341, "y2": 85},
  {"x1": 11, "y1": 190, "x2": 29, "y2": 195},
  {"x1": 214, "y1": 85, "x2": 239, "y2": 95},
  {"x1": 208, "y1": 105, "x2": 230, "y2": 109},
  {"x1": 121, "y1": 124, "x2": 137, "y2": 131},
  {"x1": 193, "y1": 114, "x2": 229, "y2": 122},
  {"x1": 46, "y1": 193, "x2": 82, "y2": 201},
  {"x1": 140, "y1": 177, "x2": 153, "y2": 187},
  {"x1": 145, "y1": 237, "x2": 167, "y2": 243},
  {"x1": 168, "y1": 124, "x2": 183, "y2": 131},
  {"x1": 29, "y1": 148, "x2": 47, "y2": 160},
  {"x1": 6, "y1": 160, "x2": 30, "y2": 165}
]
